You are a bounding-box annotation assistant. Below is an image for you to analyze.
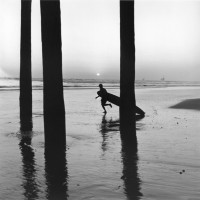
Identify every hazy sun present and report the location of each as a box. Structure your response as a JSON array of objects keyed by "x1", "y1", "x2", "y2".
[{"x1": 96, "y1": 73, "x2": 100, "y2": 76}]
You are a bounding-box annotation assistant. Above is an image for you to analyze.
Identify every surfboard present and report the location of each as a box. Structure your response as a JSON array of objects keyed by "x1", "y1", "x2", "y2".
[
  {"x1": 97, "y1": 91, "x2": 119, "y2": 106},
  {"x1": 97, "y1": 91, "x2": 145, "y2": 116}
]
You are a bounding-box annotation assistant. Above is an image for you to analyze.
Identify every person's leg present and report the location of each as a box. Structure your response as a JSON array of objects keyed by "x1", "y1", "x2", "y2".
[
  {"x1": 102, "y1": 105, "x2": 107, "y2": 113},
  {"x1": 101, "y1": 99, "x2": 107, "y2": 113},
  {"x1": 104, "y1": 103, "x2": 112, "y2": 108}
]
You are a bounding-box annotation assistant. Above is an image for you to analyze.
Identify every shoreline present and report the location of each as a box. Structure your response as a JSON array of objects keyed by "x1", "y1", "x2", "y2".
[{"x1": 1, "y1": 85, "x2": 200, "y2": 92}]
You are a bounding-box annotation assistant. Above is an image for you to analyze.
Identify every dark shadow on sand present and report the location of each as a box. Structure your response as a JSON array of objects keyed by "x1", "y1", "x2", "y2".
[
  {"x1": 20, "y1": 117, "x2": 33, "y2": 132},
  {"x1": 170, "y1": 98, "x2": 200, "y2": 111},
  {"x1": 120, "y1": 122, "x2": 143, "y2": 199},
  {"x1": 44, "y1": 115, "x2": 68, "y2": 200},
  {"x1": 120, "y1": 137, "x2": 142, "y2": 200},
  {"x1": 99, "y1": 114, "x2": 143, "y2": 199},
  {"x1": 19, "y1": 131, "x2": 39, "y2": 200},
  {"x1": 99, "y1": 114, "x2": 120, "y2": 152},
  {"x1": 100, "y1": 114, "x2": 120, "y2": 133},
  {"x1": 99, "y1": 114, "x2": 145, "y2": 153}
]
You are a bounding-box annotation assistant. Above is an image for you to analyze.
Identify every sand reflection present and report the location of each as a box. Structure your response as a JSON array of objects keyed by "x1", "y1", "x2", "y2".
[
  {"x1": 99, "y1": 114, "x2": 143, "y2": 199},
  {"x1": 120, "y1": 135, "x2": 142, "y2": 200},
  {"x1": 99, "y1": 114, "x2": 120, "y2": 152},
  {"x1": 44, "y1": 116, "x2": 68, "y2": 200},
  {"x1": 19, "y1": 132, "x2": 39, "y2": 200}
]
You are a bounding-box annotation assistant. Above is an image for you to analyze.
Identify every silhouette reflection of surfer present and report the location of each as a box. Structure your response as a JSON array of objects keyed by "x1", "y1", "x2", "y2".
[
  {"x1": 99, "y1": 112, "x2": 144, "y2": 153},
  {"x1": 19, "y1": 132, "x2": 39, "y2": 200},
  {"x1": 99, "y1": 114, "x2": 120, "y2": 152},
  {"x1": 99, "y1": 114, "x2": 142, "y2": 199},
  {"x1": 100, "y1": 114, "x2": 109, "y2": 152}
]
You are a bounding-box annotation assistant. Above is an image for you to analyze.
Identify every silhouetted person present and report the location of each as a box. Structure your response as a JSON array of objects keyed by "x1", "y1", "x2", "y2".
[{"x1": 96, "y1": 84, "x2": 112, "y2": 114}]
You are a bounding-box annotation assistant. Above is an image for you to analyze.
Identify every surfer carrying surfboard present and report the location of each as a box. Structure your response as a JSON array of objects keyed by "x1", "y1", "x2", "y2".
[{"x1": 95, "y1": 84, "x2": 112, "y2": 113}]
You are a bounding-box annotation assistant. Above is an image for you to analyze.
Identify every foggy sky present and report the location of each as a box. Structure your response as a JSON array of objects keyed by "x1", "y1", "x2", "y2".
[{"x1": 1, "y1": 0, "x2": 200, "y2": 81}]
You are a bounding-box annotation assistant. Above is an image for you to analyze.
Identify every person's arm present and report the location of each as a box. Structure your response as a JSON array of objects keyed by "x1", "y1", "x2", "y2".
[{"x1": 96, "y1": 90, "x2": 101, "y2": 99}]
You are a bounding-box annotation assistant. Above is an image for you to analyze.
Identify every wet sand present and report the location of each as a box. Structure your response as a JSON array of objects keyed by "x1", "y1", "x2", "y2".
[{"x1": 0, "y1": 86, "x2": 200, "y2": 199}]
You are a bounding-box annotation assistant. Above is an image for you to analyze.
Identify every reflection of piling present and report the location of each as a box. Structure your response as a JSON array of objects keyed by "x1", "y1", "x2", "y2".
[
  {"x1": 20, "y1": 117, "x2": 33, "y2": 132},
  {"x1": 44, "y1": 114, "x2": 66, "y2": 148},
  {"x1": 19, "y1": 133, "x2": 38, "y2": 200},
  {"x1": 44, "y1": 118, "x2": 68, "y2": 200},
  {"x1": 45, "y1": 146, "x2": 68, "y2": 200},
  {"x1": 20, "y1": 0, "x2": 32, "y2": 131},
  {"x1": 120, "y1": 132, "x2": 142, "y2": 200},
  {"x1": 120, "y1": 0, "x2": 136, "y2": 135}
]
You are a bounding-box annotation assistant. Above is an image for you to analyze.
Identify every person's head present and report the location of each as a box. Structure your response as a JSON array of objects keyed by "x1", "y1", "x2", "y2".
[{"x1": 99, "y1": 84, "x2": 103, "y2": 89}]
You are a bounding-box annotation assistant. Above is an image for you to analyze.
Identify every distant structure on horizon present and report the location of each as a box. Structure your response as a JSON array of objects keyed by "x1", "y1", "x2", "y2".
[
  {"x1": 161, "y1": 76, "x2": 165, "y2": 81},
  {"x1": 0, "y1": 68, "x2": 9, "y2": 78}
]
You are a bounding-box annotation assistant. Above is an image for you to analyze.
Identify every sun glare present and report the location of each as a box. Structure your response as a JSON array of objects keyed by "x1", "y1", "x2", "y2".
[{"x1": 96, "y1": 73, "x2": 100, "y2": 76}]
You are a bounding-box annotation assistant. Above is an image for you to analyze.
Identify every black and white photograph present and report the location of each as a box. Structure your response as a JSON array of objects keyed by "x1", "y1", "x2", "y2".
[{"x1": 0, "y1": 0, "x2": 200, "y2": 199}]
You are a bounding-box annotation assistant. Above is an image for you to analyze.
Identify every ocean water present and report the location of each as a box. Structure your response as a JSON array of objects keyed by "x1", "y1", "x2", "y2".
[
  {"x1": 0, "y1": 78, "x2": 200, "y2": 200},
  {"x1": 1, "y1": 77, "x2": 200, "y2": 90}
]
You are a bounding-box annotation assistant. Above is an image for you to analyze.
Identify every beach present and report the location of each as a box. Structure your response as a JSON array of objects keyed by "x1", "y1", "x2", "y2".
[{"x1": 0, "y1": 81, "x2": 200, "y2": 200}]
